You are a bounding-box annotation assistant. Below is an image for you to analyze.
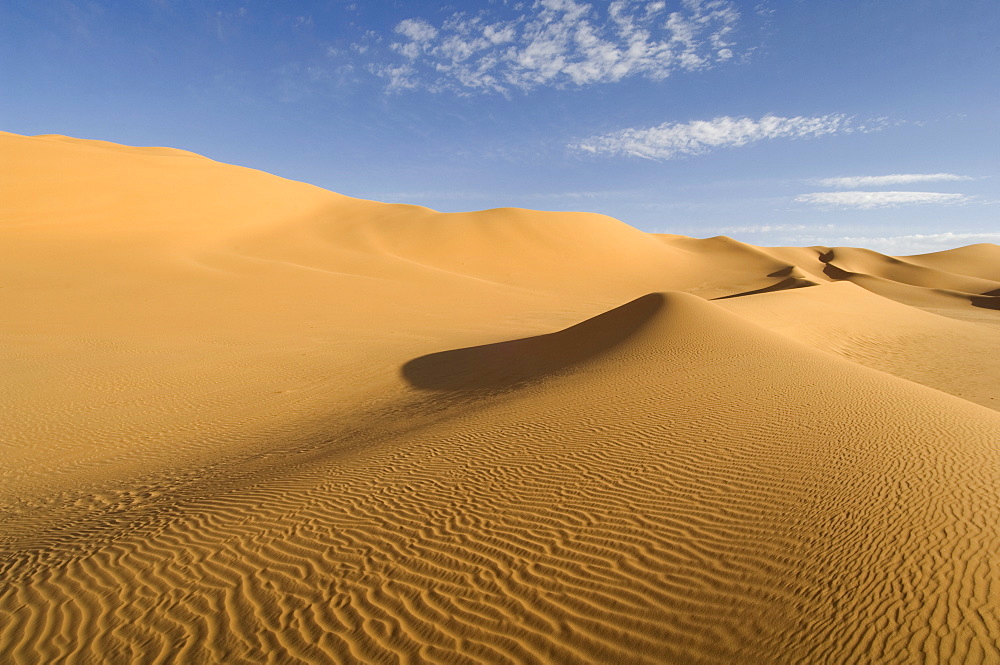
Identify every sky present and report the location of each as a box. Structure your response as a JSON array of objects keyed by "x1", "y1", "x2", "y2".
[{"x1": 2, "y1": 0, "x2": 998, "y2": 253}]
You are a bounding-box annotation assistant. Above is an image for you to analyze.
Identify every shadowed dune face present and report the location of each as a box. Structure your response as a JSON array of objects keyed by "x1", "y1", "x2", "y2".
[
  {"x1": 3, "y1": 132, "x2": 1000, "y2": 665},
  {"x1": 402, "y1": 293, "x2": 664, "y2": 391},
  {"x1": 971, "y1": 293, "x2": 1000, "y2": 309},
  {"x1": 713, "y1": 275, "x2": 817, "y2": 300}
]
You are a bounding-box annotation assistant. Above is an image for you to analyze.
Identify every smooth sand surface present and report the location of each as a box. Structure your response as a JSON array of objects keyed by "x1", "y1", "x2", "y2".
[{"x1": 2, "y1": 131, "x2": 999, "y2": 664}]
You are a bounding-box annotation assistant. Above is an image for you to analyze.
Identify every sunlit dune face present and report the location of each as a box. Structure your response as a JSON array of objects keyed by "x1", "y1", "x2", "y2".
[{"x1": 2, "y1": 132, "x2": 999, "y2": 665}]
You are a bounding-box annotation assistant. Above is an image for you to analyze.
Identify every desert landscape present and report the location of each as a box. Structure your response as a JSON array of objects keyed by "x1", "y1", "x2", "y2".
[{"x1": 1, "y1": 130, "x2": 998, "y2": 663}]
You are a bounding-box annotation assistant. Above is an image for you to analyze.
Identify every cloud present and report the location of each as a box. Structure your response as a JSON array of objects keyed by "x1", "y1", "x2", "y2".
[
  {"x1": 795, "y1": 191, "x2": 968, "y2": 209},
  {"x1": 719, "y1": 224, "x2": 810, "y2": 234},
  {"x1": 368, "y1": 0, "x2": 742, "y2": 92},
  {"x1": 212, "y1": 6, "x2": 249, "y2": 41},
  {"x1": 394, "y1": 18, "x2": 438, "y2": 60},
  {"x1": 832, "y1": 232, "x2": 1000, "y2": 255},
  {"x1": 572, "y1": 113, "x2": 880, "y2": 160},
  {"x1": 817, "y1": 173, "x2": 973, "y2": 189}
]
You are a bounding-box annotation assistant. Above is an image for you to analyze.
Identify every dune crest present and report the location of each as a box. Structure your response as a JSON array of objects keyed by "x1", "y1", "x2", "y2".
[
  {"x1": 2, "y1": 132, "x2": 999, "y2": 664},
  {"x1": 403, "y1": 293, "x2": 664, "y2": 391}
]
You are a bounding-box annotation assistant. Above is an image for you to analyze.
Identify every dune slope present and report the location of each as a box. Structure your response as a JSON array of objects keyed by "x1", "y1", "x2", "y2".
[{"x1": 2, "y1": 132, "x2": 999, "y2": 664}]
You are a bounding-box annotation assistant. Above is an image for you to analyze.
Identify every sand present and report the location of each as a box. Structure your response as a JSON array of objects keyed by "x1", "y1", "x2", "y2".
[{"x1": 1, "y1": 130, "x2": 999, "y2": 664}]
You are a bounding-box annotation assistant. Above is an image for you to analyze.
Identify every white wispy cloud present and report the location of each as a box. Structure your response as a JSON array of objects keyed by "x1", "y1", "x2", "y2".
[
  {"x1": 368, "y1": 0, "x2": 742, "y2": 93},
  {"x1": 572, "y1": 113, "x2": 883, "y2": 160},
  {"x1": 818, "y1": 173, "x2": 973, "y2": 189},
  {"x1": 833, "y1": 232, "x2": 1000, "y2": 255},
  {"x1": 719, "y1": 223, "x2": 810, "y2": 234},
  {"x1": 795, "y1": 191, "x2": 968, "y2": 209}
]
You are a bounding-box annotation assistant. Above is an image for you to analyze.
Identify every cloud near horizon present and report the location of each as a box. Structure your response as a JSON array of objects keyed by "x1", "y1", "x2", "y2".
[
  {"x1": 369, "y1": 0, "x2": 742, "y2": 93},
  {"x1": 572, "y1": 114, "x2": 886, "y2": 160},
  {"x1": 720, "y1": 223, "x2": 811, "y2": 234},
  {"x1": 818, "y1": 173, "x2": 972, "y2": 189},
  {"x1": 832, "y1": 232, "x2": 1000, "y2": 254},
  {"x1": 795, "y1": 191, "x2": 968, "y2": 209}
]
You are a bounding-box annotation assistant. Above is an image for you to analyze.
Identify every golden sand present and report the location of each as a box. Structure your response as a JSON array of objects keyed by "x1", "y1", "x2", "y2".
[{"x1": 2, "y1": 131, "x2": 999, "y2": 663}]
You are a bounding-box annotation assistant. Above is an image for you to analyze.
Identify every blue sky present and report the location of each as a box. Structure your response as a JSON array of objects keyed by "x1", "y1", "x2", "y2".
[{"x1": 2, "y1": 0, "x2": 998, "y2": 253}]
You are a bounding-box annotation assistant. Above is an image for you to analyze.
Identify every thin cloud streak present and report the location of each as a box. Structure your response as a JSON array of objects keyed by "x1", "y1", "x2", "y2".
[
  {"x1": 367, "y1": 0, "x2": 742, "y2": 93},
  {"x1": 795, "y1": 191, "x2": 968, "y2": 209},
  {"x1": 833, "y1": 232, "x2": 1000, "y2": 255},
  {"x1": 720, "y1": 223, "x2": 810, "y2": 233},
  {"x1": 818, "y1": 173, "x2": 972, "y2": 189},
  {"x1": 572, "y1": 114, "x2": 885, "y2": 160}
]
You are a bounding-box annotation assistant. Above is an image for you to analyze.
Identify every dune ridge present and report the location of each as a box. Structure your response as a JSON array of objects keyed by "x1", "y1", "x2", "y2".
[{"x1": 2, "y1": 131, "x2": 999, "y2": 664}]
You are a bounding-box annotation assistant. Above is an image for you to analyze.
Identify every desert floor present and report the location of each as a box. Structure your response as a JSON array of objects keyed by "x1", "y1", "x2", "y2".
[{"x1": 2, "y1": 131, "x2": 999, "y2": 664}]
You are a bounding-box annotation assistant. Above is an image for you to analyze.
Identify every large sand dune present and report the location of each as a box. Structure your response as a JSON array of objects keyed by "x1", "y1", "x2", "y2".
[{"x1": 2, "y1": 131, "x2": 999, "y2": 664}]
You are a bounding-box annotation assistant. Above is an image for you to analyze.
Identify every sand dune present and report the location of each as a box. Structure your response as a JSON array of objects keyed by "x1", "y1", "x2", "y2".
[{"x1": 2, "y1": 131, "x2": 999, "y2": 664}]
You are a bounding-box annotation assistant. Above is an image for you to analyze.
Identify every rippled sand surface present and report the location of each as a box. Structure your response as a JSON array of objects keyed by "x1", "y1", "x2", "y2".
[{"x1": 2, "y1": 131, "x2": 999, "y2": 664}]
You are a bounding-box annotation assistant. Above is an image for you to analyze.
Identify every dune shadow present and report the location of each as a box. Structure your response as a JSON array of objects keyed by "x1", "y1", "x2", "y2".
[
  {"x1": 970, "y1": 295, "x2": 1000, "y2": 310},
  {"x1": 821, "y1": 263, "x2": 854, "y2": 281},
  {"x1": 816, "y1": 250, "x2": 857, "y2": 281},
  {"x1": 713, "y1": 277, "x2": 817, "y2": 300},
  {"x1": 768, "y1": 266, "x2": 795, "y2": 278},
  {"x1": 402, "y1": 293, "x2": 664, "y2": 392}
]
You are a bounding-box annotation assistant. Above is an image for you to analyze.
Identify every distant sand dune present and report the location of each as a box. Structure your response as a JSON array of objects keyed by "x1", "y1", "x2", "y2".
[{"x1": 2, "y1": 131, "x2": 999, "y2": 664}]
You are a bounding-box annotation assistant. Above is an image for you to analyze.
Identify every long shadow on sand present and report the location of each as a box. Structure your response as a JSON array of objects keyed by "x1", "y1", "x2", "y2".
[
  {"x1": 713, "y1": 276, "x2": 817, "y2": 300},
  {"x1": 971, "y1": 294, "x2": 1000, "y2": 310},
  {"x1": 402, "y1": 293, "x2": 664, "y2": 392}
]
